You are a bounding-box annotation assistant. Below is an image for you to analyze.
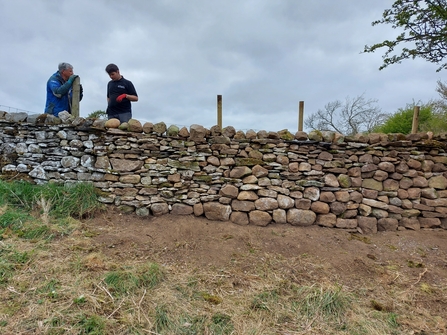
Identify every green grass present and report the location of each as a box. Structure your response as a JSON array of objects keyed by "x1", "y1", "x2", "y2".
[
  {"x1": 104, "y1": 263, "x2": 164, "y2": 296},
  {"x1": 0, "y1": 245, "x2": 30, "y2": 285},
  {"x1": 0, "y1": 180, "x2": 102, "y2": 219}
]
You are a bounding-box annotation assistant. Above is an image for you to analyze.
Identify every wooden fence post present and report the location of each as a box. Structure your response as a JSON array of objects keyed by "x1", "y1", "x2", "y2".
[
  {"x1": 71, "y1": 77, "x2": 81, "y2": 118},
  {"x1": 217, "y1": 95, "x2": 222, "y2": 129},
  {"x1": 298, "y1": 101, "x2": 304, "y2": 131},
  {"x1": 411, "y1": 106, "x2": 420, "y2": 134}
]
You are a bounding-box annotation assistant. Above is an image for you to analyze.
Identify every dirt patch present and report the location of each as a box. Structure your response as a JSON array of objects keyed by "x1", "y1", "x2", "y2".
[{"x1": 84, "y1": 207, "x2": 447, "y2": 290}]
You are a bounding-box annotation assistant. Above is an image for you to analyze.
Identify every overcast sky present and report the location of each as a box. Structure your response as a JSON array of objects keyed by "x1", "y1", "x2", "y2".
[{"x1": 0, "y1": 0, "x2": 444, "y2": 133}]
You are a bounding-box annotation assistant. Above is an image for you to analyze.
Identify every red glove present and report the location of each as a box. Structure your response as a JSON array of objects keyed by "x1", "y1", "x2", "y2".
[{"x1": 116, "y1": 94, "x2": 127, "y2": 102}]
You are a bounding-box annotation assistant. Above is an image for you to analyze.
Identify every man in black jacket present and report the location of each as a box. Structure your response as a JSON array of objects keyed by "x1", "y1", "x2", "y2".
[{"x1": 105, "y1": 63, "x2": 138, "y2": 123}]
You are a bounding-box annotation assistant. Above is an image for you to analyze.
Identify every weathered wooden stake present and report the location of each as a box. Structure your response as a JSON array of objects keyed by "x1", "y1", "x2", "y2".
[
  {"x1": 217, "y1": 95, "x2": 222, "y2": 129},
  {"x1": 411, "y1": 105, "x2": 420, "y2": 134},
  {"x1": 71, "y1": 77, "x2": 81, "y2": 118},
  {"x1": 298, "y1": 101, "x2": 304, "y2": 131}
]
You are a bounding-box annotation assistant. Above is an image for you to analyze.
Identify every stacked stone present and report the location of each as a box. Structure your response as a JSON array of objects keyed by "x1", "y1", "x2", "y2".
[{"x1": 1, "y1": 112, "x2": 447, "y2": 233}]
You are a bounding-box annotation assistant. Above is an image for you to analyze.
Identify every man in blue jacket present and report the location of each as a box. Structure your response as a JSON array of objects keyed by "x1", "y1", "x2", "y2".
[{"x1": 45, "y1": 62, "x2": 82, "y2": 116}]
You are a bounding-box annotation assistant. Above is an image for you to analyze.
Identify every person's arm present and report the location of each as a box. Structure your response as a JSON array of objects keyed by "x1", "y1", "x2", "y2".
[
  {"x1": 50, "y1": 75, "x2": 78, "y2": 97},
  {"x1": 125, "y1": 94, "x2": 138, "y2": 102}
]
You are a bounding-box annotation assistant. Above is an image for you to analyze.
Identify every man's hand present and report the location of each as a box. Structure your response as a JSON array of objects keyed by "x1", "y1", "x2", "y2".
[
  {"x1": 67, "y1": 74, "x2": 79, "y2": 84},
  {"x1": 116, "y1": 94, "x2": 127, "y2": 103}
]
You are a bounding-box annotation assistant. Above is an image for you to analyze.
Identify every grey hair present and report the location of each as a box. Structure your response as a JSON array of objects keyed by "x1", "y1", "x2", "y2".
[{"x1": 58, "y1": 62, "x2": 73, "y2": 72}]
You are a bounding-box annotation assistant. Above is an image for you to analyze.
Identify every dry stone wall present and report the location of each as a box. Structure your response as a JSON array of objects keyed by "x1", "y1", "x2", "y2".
[{"x1": 1, "y1": 111, "x2": 447, "y2": 234}]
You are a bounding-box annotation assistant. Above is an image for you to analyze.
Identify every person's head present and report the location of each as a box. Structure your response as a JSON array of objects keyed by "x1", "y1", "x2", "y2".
[
  {"x1": 105, "y1": 63, "x2": 121, "y2": 81},
  {"x1": 58, "y1": 62, "x2": 73, "y2": 81}
]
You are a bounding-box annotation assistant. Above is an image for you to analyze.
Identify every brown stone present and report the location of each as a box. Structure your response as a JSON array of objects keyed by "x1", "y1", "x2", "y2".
[
  {"x1": 220, "y1": 184, "x2": 239, "y2": 198},
  {"x1": 374, "y1": 170, "x2": 389, "y2": 182},
  {"x1": 324, "y1": 174, "x2": 339, "y2": 187},
  {"x1": 288, "y1": 162, "x2": 299, "y2": 173},
  {"x1": 428, "y1": 175, "x2": 447, "y2": 189},
  {"x1": 110, "y1": 158, "x2": 144, "y2": 172},
  {"x1": 316, "y1": 213, "x2": 337, "y2": 227},
  {"x1": 330, "y1": 202, "x2": 347, "y2": 215},
  {"x1": 336, "y1": 218, "x2": 357, "y2": 229},
  {"x1": 362, "y1": 189, "x2": 378, "y2": 199},
  {"x1": 407, "y1": 188, "x2": 421, "y2": 199},
  {"x1": 230, "y1": 212, "x2": 249, "y2": 225},
  {"x1": 378, "y1": 218, "x2": 398, "y2": 231},
  {"x1": 251, "y1": 165, "x2": 269, "y2": 178},
  {"x1": 399, "y1": 177, "x2": 413, "y2": 189},
  {"x1": 378, "y1": 161, "x2": 395, "y2": 173},
  {"x1": 397, "y1": 189, "x2": 409, "y2": 199},
  {"x1": 418, "y1": 217, "x2": 441, "y2": 228},
  {"x1": 400, "y1": 217, "x2": 420, "y2": 230},
  {"x1": 295, "y1": 199, "x2": 312, "y2": 210},
  {"x1": 231, "y1": 200, "x2": 255, "y2": 212},
  {"x1": 413, "y1": 176, "x2": 428, "y2": 188},
  {"x1": 350, "y1": 191, "x2": 363, "y2": 203},
  {"x1": 320, "y1": 192, "x2": 336, "y2": 203},
  {"x1": 193, "y1": 203, "x2": 204, "y2": 216},
  {"x1": 335, "y1": 191, "x2": 350, "y2": 202},
  {"x1": 171, "y1": 203, "x2": 194, "y2": 215},
  {"x1": 311, "y1": 201, "x2": 330, "y2": 214},
  {"x1": 340, "y1": 209, "x2": 357, "y2": 219},
  {"x1": 362, "y1": 179, "x2": 383, "y2": 191},
  {"x1": 249, "y1": 210, "x2": 272, "y2": 226},
  {"x1": 421, "y1": 188, "x2": 438, "y2": 199},
  {"x1": 407, "y1": 159, "x2": 422, "y2": 170},
  {"x1": 396, "y1": 162, "x2": 409, "y2": 174},
  {"x1": 272, "y1": 209, "x2": 287, "y2": 224},
  {"x1": 237, "y1": 191, "x2": 258, "y2": 201},
  {"x1": 348, "y1": 167, "x2": 361, "y2": 177},
  {"x1": 358, "y1": 216, "x2": 378, "y2": 234}
]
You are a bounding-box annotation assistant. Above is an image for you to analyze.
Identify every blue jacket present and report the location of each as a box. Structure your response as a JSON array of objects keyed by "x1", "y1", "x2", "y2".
[{"x1": 45, "y1": 71, "x2": 82, "y2": 116}]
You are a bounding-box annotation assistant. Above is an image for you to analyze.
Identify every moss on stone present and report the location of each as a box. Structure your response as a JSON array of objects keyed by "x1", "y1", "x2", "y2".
[
  {"x1": 235, "y1": 158, "x2": 264, "y2": 166},
  {"x1": 193, "y1": 175, "x2": 213, "y2": 183}
]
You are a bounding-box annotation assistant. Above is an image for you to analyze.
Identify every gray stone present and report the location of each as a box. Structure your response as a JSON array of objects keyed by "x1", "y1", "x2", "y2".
[
  {"x1": 254, "y1": 198, "x2": 279, "y2": 211},
  {"x1": 287, "y1": 209, "x2": 316, "y2": 226},
  {"x1": 203, "y1": 202, "x2": 231, "y2": 221}
]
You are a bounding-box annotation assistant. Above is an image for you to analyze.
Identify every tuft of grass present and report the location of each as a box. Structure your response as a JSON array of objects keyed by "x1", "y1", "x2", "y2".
[
  {"x1": 0, "y1": 245, "x2": 30, "y2": 285},
  {"x1": 0, "y1": 180, "x2": 103, "y2": 221},
  {"x1": 37, "y1": 182, "x2": 102, "y2": 218},
  {"x1": 250, "y1": 289, "x2": 279, "y2": 311},
  {"x1": 0, "y1": 208, "x2": 31, "y2": 230},
  {"x1": 209, "y1": 312, "x2": 234, "y2": 335},
  {"x1": 104, "y1": 262, "x2": 164, "y2": 296},
  {"x1": 38, "y1": 278, "x2": 60, "y2": 300},
  {"x1": 154, "y1": 305, "x2": 172, "y2": 333},
  {"x1": 294, "y1": 285, "x2": 350, "y2": 322},
  {"x1": 0, "y1": 180, "x2": 37, "y2": 210},
  {"x1": 76, "y1": 314, "x2": 106, "y2": 335},
  {"x1": 18, "y1": 224, "x2": 52, "y2": 241}
]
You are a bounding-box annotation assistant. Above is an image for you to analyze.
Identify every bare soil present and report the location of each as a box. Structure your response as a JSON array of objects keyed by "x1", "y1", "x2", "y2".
[{"x1": 86, "y1": 207, "x2": 447, "y2": 293}]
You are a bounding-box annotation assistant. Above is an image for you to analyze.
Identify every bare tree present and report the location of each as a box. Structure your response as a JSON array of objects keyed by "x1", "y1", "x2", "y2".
[{"x1": 305, "y1": 94, "x2": 389, "y2": 135}]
